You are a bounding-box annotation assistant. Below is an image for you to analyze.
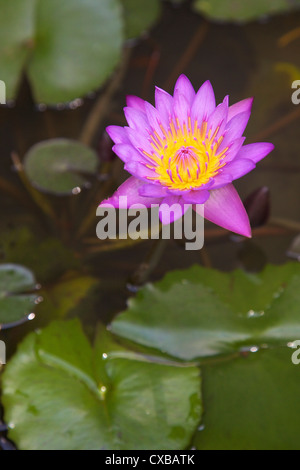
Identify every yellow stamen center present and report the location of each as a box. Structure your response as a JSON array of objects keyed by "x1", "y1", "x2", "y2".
[{"x1": 143, "y1": 117, "x2": 228, "y2": 191}]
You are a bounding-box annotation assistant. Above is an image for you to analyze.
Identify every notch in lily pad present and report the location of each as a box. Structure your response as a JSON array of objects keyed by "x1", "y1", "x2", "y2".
[
  {"x1": 23, "y1": 139, "x2": 99, "y2": 195},
  {"x1": 0, "y1": 264, "x2": 40, "y2": 329}
]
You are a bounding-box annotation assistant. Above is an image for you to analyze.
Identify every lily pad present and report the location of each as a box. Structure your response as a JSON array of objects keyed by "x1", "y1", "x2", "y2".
[
  {"x1": 2, "y1": 319, "x2": 202, "y2": 450},
  {"x1": 193, "y1": 0, "x2": 300, "y2": 22},
  {"x1": 0, "y1": 0, "x2": 123, "y2": 104},
  {"x1": 110, "y1": 263, "x2": 300, "y2": 360},
  {"x1": 23, "y1": 139, "x2": 98, "y2": 195},
  {"x1": 0, "y1": 264, "x2": 37, "y2": 327},
  {"x1": 194, "y1": 347, "x2": 300, "y2": 450},
  {"x1": 121, "y1": 0, "x2": 161, "y2": 39}
]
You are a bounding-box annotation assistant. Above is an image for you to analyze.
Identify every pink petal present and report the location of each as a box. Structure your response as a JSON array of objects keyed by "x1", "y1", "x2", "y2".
[
  {"x1": 227, "y1": 97, "x2": 253, "y2": 122},
  {"x1": 221, "y1": 137, "x2": 245, "y2": 163},
  {"x1": 225, "y1": 110, "x2": 251, "y2": 137},
  {"x1": 223, "y1": 158, "x2": 256, "y2": 180},
  {"x1": 206, "y1": 101, "x2": 228, "y2": 141},
  {"x1": 236, "y1": 142, "x2": 274, "y2": 163},
  {"x1": 191, "y1": 80, "x2": 216, "y2": 124},
  {"x1": 194, "y1": 184, "x2": 251, "y2": 237},
  {"x1": 174, "y1": 92, "x2": 190, "y2": 127},
  {"x1": 106, "y1": 125, "x2": 131, "y2": 145},
  {"x1": 218, "y1": 112, "x2": 251, "y2": 154},
  {"x1": 100, "y1": 176, "x2": 161, "y2": 208},
  {"x1": 125, "y1": 161, "x2": 157, "y2": 180},
  {"x1": 155, "y1": 87, "x2": 174, "y2": 126},
  {"x1": 159, "y1": 195, "x2": 190, "y2": 224},
  {"x1": 209, "y1": 173, "x2": 233, "y2": 189},
  {"x1": 182, "y1": 189, "x2": 210, "y2": 204},
  {"x1": 126, "y1": 127, "x2": 154, "y2": 155},
  {"x1": 126, "y1": 95, "x2": 146, "y2": 113},
  {"x1": 124, "y1": 107, "x2": 149, "y2": 130},
  {"x1": 139, "y1": 184, "x2": 168, "y2": 197},
  {"x1": 145, "y1": 101, "x2": 165, "y2": 136},
  {"x1": 112, "y1": 144, "x2": 149, "y2": 163},
  {"x1": 174, "y1": 74, "x2": 195, "y2": 105}
]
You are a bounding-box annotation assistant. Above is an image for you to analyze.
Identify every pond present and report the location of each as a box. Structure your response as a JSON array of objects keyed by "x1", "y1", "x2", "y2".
[{"x1": 0, "y1": 0, "x2": 300, "y2": 451}]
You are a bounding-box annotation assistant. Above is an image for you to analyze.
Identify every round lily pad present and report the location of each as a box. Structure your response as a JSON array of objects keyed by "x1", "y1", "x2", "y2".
[
  {"x1": 0, "y1": 264, "x2": 38, "y2": 328},
  {"x1": 0, "y1": 0, "x2": 123, "y2": 104},
  {"x1": 24, "y1": 139, "x2": 99, "y2": 195},
  {"x1": 2, "y1": 320, "x2": 202, "y2": 450}
]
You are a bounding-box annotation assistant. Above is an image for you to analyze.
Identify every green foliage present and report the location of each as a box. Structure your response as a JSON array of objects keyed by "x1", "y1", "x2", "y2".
[
  {"x1": 0, "y1": 0, "x2": 161, "y2": 104},
  {"x1": 195, "y1": 347, "x2": 300, "y2": 450},
  {"x1": 23, "y1": 139, "x2": 99, "y2": 195},
  {"x1": 193, "y1": 0, "x2": 300, "y2": 22},
  {"x1": 111, "y1": 263, "x2": 300, "y2": 359},
  {"x1": 120, "y1": 0, "x2": 161, "y2": 39},
  {"x1": 109, "y1": 263, "x2": 300, "y2": 449},
  {"x1": 0, "y1": 264, "x2": 37, "y2": 326},
  {"x1": 2, "y1": 320, "x2": 202, "y2": 450}
]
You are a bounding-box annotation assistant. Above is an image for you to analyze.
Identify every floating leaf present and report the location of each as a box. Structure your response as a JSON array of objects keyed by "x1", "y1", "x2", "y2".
[
  {"x1": 0, "y1": 264, "x2": 37, "y2": 327},
  {"x1": 111, "y1": 263, "x2": 300, "y2": 360},
  {"x1": 193, "y1": 0, "x2": 300, "y2": 22},
  {"x1": 2, "y1": 319, "x2": 202, "y2": 450},
  {"x1": 24, "y1": 139, "x2": 98, "y2": 195},
  {"x1": 120, "y1": 0, "x2": 161, "y2": 39},
  {"x1": 0, "y1": 0, "x2": 123, "y2": 104},
  {"x1": 194, "y1": 347, "x2": 300, "y2": 450}
]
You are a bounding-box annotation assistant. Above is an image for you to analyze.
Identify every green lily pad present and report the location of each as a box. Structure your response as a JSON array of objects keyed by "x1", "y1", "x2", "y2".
[
  {"x1": 2, "y1": 319, "x2": 202, "y2": 450},
  {"x1": 121, "y1": 0, "x2": 161, "y2": 39},
  {"x1": 194, "y1": 347, "x2": 300, "y2": 450},
  {"x1": 0, "y1": 0, "x2": 123, "y2": 104},
  {"x1": 0, "y1": 264, "x2": 37, "y2": 327},
  {"x1": 110, "y1": 263, "x2": 300, "y2": 360},
  {"x1": 193, "y1": 0, "x2": 300, "y2": 22},
  {"x1": 24, "y1": 139, "x2": 98, "y2": 195}
]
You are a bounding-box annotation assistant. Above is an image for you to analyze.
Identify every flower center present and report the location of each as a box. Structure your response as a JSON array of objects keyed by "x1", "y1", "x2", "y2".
[{"x1": 143, "y1": 117, "x2": 228, "y2": 191}]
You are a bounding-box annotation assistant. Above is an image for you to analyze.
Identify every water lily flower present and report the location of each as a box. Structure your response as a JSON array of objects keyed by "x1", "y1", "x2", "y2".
[{"x1": 100, "y1": 75, "x2": 274, "y2": 237}]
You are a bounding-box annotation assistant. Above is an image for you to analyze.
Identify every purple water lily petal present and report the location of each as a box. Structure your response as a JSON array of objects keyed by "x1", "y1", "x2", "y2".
[
  {"x1": 174, "y1": 74, "x2": 195, "y2": 105},
  {"x1": 174, "y1": 92, "x2": 191, "y2": 127},
  {"x1": 112, "y1": 144, "x2": 148, "y2": 163},
  {"x1": 194, "y1": 184, "x2": 251, "y2": 237},
  {"x1": 182, "y1": 190, "x2": 210, "y2": 204},
  {"x1": 236, "y1": 142, "x2": 275, "y2": 163},
  {"x1": 191, "y1": 80, "x2": 216, "y2": 124},
  {"x1": 223, "y1": 158, "x2": 256, "y2": 180},
  {"x1": 106, "y1": 125, "x2": 131, "y2": 145},
  {"x1": 124, "y1": 107, "x2": 150, "y2": 130},
  {"x1": 100, "y1": 176, "x2": 161, "y2": 208},
  {"x1": 155, "y1": 87, "x2": 174, "y2": 124},
  {"x1": 126, "y1": 95, "x2": 146, "y2": 113},
  {"x1": 227, "y1": 97, "x2": 253, "y2": 121},
  {"x1": 139, "y1": 184, "x2": 169, "y2": 198},
  {"x1": 159, "y1": 195, "x2": 190, "y2": 224}
]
